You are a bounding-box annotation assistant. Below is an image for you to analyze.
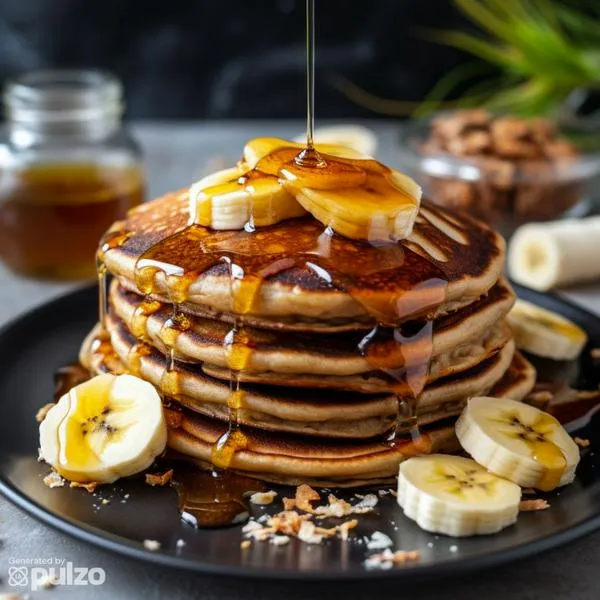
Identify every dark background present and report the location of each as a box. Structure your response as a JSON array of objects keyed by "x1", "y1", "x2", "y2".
[{"x1": 0, "y1": 0, "x2": 471, "y2": 119}]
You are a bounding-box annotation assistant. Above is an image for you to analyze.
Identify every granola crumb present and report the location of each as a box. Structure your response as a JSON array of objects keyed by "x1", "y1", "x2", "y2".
[
  {"x1": 366, "y1": 531, "x2": 393, "y2": 551},
  {"x1": 520, "y1": 499, "x2": 550, "y2": 512},
  {"x1": 364, "y1": 549, "x2": 420, "y2": 569},
  {"x1": 574, "y1": 437, "x2": 590, "y2": 448},
  {"x1": 43, "y1": 471, "x2": 65, "y2": 488},
  {"x1": 242, "y1": 510, "x2": 358, "y2": 546},
  {"x1": 240, "y1": 540, "x2": 251, "y2": 550},
  {"x1": 176, "y1": 539, "x2": 186, "y2": 549},
  {"x1": 35, "y1": 403, "x2": 55, "y2": 423},
  {"x1": 590, "y1": 348, "x2": 600, "y2": 360},
  {"x1": 270, "y1": 535, "x2": 290, "y2": 546},
  {"x1": 101, "y1": 498, "x2": 110, "y2": 505},
  {"x1": 240, "y1": 485, "x2": 377, "y2": 547},
  {"x1": 313, "y1": 492, "x2": 377, "y2": 519},
  {"x1": 282, "y1": 497, "x2": 296, "y2": 511},
  {"x1": 339, "y1": 519, "x2": 358, "y2": 541},
  {"x1": 70, "y1": 481, "x2": 98, "y2": 493},
  {"x1": 294, "y1": 484, "x2": 321, "y2": 512},
  {"x1": 143, "y1": 539, "x2": 161, "y2": 551},
  {"x1": 249, "y1": 490, "x2": 278, "y2": 505},
  {"x1": 297, "y1": 520, "x2": 324, "y2": 545},
  {"x1": 145, "y1": 469, "x2": 174, "y2": 487}
]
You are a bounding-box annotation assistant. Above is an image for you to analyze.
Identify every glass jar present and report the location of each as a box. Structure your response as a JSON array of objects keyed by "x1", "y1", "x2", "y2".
[{"x1": 0, "y1": 70, "x2": 144, "y2": 279}]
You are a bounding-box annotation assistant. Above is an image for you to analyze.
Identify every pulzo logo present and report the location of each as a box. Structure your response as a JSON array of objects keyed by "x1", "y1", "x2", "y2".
[{"x1": 8, "y1": 558, "x2": 106, "y2": 590}]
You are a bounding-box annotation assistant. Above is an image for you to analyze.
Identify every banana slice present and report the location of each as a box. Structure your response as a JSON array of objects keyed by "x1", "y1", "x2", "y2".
[
  {"x1": 397, "y1": 455, "x2": 521, "y2": 537},
  {"x1": 242, "y1": 137, "x2": 365, "y2": 170},
  {"x1": 192, "y1": 166, "x2": 246, "y2": 190},
  {"x1": 188, "y1": 165, "x2": 306, "y2": 230},
  {"x1": 293, "y1": 124, "x2": 378, "y2": 157},
  {"x1": 456, "y1": 397, "x2": 580, "y2": 492},
  {"x1": 243, "y1": 137, "x2": 421, "y2": 241},
  {"x1": 508, "y1": 217, "x2": 600, "y2": 291},
  {"x1": 39, "y1": 374, "x2": 167, "y2": 484},
  {"x1": 192, "y1": 138, "x2": 420, "y2": 240},
  {"x1": 507, "y1": 298, "x2": 587, "y2": 360},
  {"x1": 289, "y1": 168, "x2": 421, "y2": 242}
]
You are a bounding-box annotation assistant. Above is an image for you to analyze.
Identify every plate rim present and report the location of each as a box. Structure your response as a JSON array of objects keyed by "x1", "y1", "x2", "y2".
[{"x1": 1, "y1": 282, "x2": 600, "y2": 581}]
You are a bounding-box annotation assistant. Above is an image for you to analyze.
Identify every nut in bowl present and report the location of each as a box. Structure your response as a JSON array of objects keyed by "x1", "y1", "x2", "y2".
[{"x1": 398, "y1": 109, "x2": 600, "y2": 236}]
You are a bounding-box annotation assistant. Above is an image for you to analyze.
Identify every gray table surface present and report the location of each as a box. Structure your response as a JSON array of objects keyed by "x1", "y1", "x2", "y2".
[{"x1": 1, "y1": 121, "x2": 600, "y2": 599}]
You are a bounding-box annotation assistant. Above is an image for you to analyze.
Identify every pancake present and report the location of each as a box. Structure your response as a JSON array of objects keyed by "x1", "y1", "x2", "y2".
[
  {"x1": 197, "y1": 321, "x2": 511, "y2": 392},
  {"x1": 84, "y1": 317, "x2": 534, "y2": 439},
  {"x1": 103, "y1": 194, "x2": 505, "y2": 327},
  {"x1": 167, "y1": 408, "x2": 460, "y2": 487},
  {"x1": 164, "y1": 350, "x2": 535, "y2": 488},
  {"x1": 109, "y1": 278, "x2": 515, "y2": 386}
]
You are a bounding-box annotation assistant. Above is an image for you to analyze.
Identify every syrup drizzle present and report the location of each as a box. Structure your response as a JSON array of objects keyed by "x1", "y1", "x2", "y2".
[
  {"x1": 169, "y1": 461, "x2": 266, "y2": 528},
  {"x1": 94, "y1": 0, "x2": 448, "y2": 479},
  {"x1": 518, "y1": 412, "x2": 567, "y2": 491},
  {"x1": 96, "y1": 231, "x2": 132, "y2": 331},
  {"x1": 131, "y1": 297, "x2": 161, "y2": 340},
  {"x1": 295, "y1": 0, "x2": 325, "y2": 170}
]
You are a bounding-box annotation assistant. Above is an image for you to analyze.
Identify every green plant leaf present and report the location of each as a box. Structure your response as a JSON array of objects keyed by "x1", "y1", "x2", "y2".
[
  {"x1": 428, "y1": 30, "x2": 516, "y2": 68},
  {"x1": 414, "y1": 61, "x2": 496, "y2": 116}
]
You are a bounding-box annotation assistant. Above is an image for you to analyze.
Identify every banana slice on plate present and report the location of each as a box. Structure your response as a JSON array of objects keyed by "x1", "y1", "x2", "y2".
[
  {"x1": 39, "y1": 374, "x2": 167, "y2": 484},
  {"x1": 397, "y1": 455, "x2": 521, "y2": 537},
  {"x1": 507, "y1": 298, "x2": 587, "y2": 361},
  {"x1": 293, "y1": 125, "x2": 378, "y2": 157},
  {"x1": 188, "y1": 165, "x2": 306, "y2": 230},
  {"x1": 456, "y1": 397, "x2": 580, "y2": 492}
]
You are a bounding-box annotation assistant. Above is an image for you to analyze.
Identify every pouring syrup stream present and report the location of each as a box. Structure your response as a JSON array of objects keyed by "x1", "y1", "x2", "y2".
[{"x1": 296, "y1": 0, "x2": 325, "y2": 169}]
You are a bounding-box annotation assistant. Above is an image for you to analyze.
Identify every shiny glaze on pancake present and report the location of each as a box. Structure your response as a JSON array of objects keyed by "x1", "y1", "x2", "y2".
[
  {"x1": 111, "y1": 277, "x2": 514, "y2": 361},
  {"x1": 103, "y1": 194, "x2": 504, "y2": 322}
]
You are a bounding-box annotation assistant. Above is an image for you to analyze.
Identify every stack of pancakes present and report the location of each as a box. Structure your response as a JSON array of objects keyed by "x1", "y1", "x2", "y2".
[{"x1": 81, "y1": 190, "x2": 535, "y2": 487}]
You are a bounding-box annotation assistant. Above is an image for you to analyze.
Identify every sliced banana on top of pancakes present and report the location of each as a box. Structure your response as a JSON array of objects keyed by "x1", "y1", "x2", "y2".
[{"x1": 188, "y1": 136, "x2": 421, "y2": 242}]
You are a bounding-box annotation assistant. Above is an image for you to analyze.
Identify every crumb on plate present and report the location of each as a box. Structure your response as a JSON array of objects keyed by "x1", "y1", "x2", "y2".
[
  {"x1": 70, "y1": 481, "x2": 98, "y2": 493},
  {"x1": 145, "y1": 469, "x2": 174, "y2": 487},
  {"x1": 143, "y1": 539, "x2": 161, "y2": 551},
  {"x1": 520, "y1": 499, "x2": 550, "y2": 512},
  {"x1": 43, "y1": 471, "x2": 65, "y2": 488},
  {"x1": 249, "y1": 490, "x2": 278, "y2": 505}
]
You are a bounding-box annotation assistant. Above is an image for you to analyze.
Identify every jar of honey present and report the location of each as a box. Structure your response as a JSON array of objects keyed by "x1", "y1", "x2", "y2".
[{"x1": 0, "y1": 70, "x2": 144, "y2": 279}]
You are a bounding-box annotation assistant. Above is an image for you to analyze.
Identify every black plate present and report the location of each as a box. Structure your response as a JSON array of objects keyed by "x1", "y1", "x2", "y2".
[{"x1": 1, "y1": 284, "x2": 599, "y2": 581}]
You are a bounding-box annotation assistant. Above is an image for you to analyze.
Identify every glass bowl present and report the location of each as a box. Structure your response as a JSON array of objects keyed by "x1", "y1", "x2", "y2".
[{"x1": 397, "y1": 112, "x2": 600, "y2": 237}]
